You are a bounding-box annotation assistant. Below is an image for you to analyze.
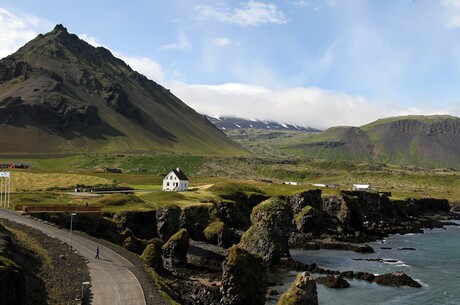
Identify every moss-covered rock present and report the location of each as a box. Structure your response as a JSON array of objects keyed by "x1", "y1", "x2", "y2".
[
  {"x1": 122, "y1": 236, "x2": 146, "y2": 255},
  {"x1": 220, "y1": 245, "x2": 267, "y2": 305},
  {"x1": 140, "y1": 239, "x2": 163, "y2": 270},
  {"x1": 161, "y1": 228, "x2": 189, "y2": 268},
  {"x1": 203, "y1": 219, "x2": 234, "y2": 248},
  {"x1": 316, "y1": 275, "x2": 350, "y2": 288},
  {"x1": 374, "y1": 271, "x2": 422, "y2": 288},
  {"x1": 277, "y1": 272, "x2": 318, "y2": 305},
  {"x1": 238, "y1": 197, "x2": 293, "y2": 263}
]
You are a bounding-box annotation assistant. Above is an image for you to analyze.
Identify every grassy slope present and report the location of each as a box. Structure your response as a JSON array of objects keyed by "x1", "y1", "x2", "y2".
[
  {"x1": 281, "y1": 115, "x2": 460, "y2": 168},
  {"x1": 0, "y1": 26, "x2": 246, "y2": 157},
  {"x1": 4, "y1": 150, "x2": 460, "y2": 213}
]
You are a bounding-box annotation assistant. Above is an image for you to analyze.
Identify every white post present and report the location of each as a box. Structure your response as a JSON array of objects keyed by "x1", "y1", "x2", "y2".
[
  {"x1": 7, "y1": 174, "x2": 10, "y2": 208},
  {"x1": 69, "y1": 213, "x2": 76, "y2": 249}
]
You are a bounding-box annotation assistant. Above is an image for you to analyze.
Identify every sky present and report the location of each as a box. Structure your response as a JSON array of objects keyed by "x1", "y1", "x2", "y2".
[{"x1": 2, "y1": 0, "x2": 460, "y2": 129}]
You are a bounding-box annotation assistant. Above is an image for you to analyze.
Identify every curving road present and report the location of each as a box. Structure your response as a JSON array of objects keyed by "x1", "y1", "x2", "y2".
[{"x1": 0, "y1": 208, "x2": 146, "y2": 305}]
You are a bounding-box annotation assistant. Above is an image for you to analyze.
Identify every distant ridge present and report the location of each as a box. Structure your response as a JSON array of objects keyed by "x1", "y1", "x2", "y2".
[
  {"x1": 206, "y1": 115, "x2": 320, "y2": 132},
  {"x1": 0, "y1": 25, "x2": 245, "y2": 156},
  {"x1": 287, "y1": 115, "x2": 460, "y2": 168}
]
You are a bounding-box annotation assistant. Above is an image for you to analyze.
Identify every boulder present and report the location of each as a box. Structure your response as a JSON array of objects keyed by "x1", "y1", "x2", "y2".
[
  {"x1": 277, "y1": 272, "x2": 318, "y2": 305},
  {"x1": 161, "y1": 229, "x2": 189, "y2": 268},
  {"x1": 204, "y1": 220, "x2": 234, "y2": 248},
  {"x1": 220, "y1": 245, "x2": 268, "y2": 305},
  {"x1": 316, "y1": 275, "x2": 350, "y2": 288},
  {"x1": 239, "y1": 198, "x2": 293, "y2": 264},
  {"x1": 374, "y1": 271, "x2": 422, "y2": 288},
  {"x1": 140, "y1": 239, "x2": 163, "y2": 270},
  {"x1": 122, "y1": 236, "x2": 145, "y2": 255},
  {"x1": 156, "y1": 206, "x2": 181, "y2": 242}
]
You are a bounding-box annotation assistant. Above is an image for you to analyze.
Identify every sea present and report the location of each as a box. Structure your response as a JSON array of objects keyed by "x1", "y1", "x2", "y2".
[{"x1": 268, "y1": 220, "x2": 460, "y2": 305}]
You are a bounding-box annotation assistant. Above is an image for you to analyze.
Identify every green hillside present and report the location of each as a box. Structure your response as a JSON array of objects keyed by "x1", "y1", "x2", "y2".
[
  {"x1": 0, "y1": 25, "x2": 245, "y2": 156},
  {"x1": 283, "y1": 115, "x2": 460, "y2": 168}
]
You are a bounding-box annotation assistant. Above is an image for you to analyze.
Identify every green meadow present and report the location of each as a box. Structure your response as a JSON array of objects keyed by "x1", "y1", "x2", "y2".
[{"x1": 2, "y1": 148, "x2": 459, "y2": 214}]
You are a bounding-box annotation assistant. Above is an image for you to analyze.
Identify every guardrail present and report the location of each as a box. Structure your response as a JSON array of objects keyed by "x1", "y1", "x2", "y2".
[{"x1": 17, "y1": 205, "x2": 101, "y2": 214}]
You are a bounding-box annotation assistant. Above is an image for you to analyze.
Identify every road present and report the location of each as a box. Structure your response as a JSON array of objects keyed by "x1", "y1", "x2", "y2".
[{"x1": 0, "y1": 208, "x2": 146, "y2": 305}]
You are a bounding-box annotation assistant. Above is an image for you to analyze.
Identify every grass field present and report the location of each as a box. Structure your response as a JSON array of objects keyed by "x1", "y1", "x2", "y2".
[{"x1": 2, "y1": 141, "x2": 460, "y2": 212}]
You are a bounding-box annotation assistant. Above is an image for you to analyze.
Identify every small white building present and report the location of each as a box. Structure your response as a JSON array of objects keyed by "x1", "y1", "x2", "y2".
[
  {"x1": 163, "y1": 168, "x2": 189, "y2": 192},
  {"x1": 284, "y1": 181, "x2": 300, "y2": 186},
  {"x1": 352, "y1": 184, "x2": 370, "y2": 191}
]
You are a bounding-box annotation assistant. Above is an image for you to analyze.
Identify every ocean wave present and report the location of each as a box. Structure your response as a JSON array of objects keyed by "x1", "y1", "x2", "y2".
[{"x1": 382, "y1": 258, "x2": 411, "y2": 267}]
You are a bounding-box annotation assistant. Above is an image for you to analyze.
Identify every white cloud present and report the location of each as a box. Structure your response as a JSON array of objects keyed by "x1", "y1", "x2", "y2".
[
  {"x1": 195, "y1": 1, "x2": 288, "y2": 26},
  {"x1": 293, "y1": 1, "x2": 313, "y2": 7},
  {"x1": 168, "y1": 82, "x2": 454, "y2": 129},
  {"x1": 441, "y1": 0, "x2": 460, "y2": 28},
  {"x1": 212, "y1": 37, "x2": 237, "y2": 48},
  {"x1": 116, "y1": 54, "x2": 165, "y2": 83},
  {"x1": 0, "y1": 8, "x2": 44, "y2": 59},
  {"x1": 78, "y1": 33, "x2": 104, "y2": 47},
  {"x1": 159, "y1": 31, "x2": 191, "y2": 50},
  {"x1": 78, "y1": 34, "x2": 165, "y2": 83}
]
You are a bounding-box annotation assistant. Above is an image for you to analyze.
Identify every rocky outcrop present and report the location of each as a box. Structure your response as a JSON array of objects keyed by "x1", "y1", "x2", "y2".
[
  {"x1": 116, "y1": 211, "x2": 157, "y2": 240},
  {"x1": 374, "y1": 271, "x2": 422, "y2": 288},
  {"x1": 0, "y1": 94, "x2": 99, "y2": 131},
  {"x1": 214, "y1": 201, "x2": 252, "y2": 230},
  {"x1": 180, "y1": 206, "x2": 210, "y2": 241},
  {"x1": 220, "y1": 245, "x2": 268, "y2": 305},
  {"x1": 161, "y1": 229, "x2": 189, "y2": 269},
  {"x1": 203, "y1": 220, "x2": 234, "y2": 248},
  {"x1": 289, "y1": 189, "x2": 451, "y2": 244},
  {"x1": 141, "y1": 239, "x2": 163, "y2": 270},
  {"x1": 122, "y1": 236, "x2": 146, "y2": 255},
  {"x1": 277, "y1": 272, "x2": 318, "y2": 305},
  {"x1": 288, "y1": 189, "x2": 323, "y2": 213},
  {"x1": 239, "y1": 198, "x2": 293, "y2": 264},
  {"x1": 316, "y1": 275, "x2": 350, "y2": 288},
  {"x1": 156, "y1": 206, "x2": 181, "y2": 242},
  {"x1": 104, "y1": 82, "x2": 142, "y2": 121}
]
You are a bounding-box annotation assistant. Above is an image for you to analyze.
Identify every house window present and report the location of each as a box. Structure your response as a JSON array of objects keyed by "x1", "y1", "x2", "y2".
[
  {"x1": 170, "y1": 176, "x2": 173, "y2": 179},
  {"x1": 167, "y1": 182, "x2": 169, "y2": 186}
]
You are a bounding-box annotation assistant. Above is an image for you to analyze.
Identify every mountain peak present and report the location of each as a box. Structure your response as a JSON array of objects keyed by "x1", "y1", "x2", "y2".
[
  {"x1": 0, "y1": 25, "x2": 245, "y2": 156},
  {"x1": 53, "y1": 24, "x2": 68, "y2": 33}
]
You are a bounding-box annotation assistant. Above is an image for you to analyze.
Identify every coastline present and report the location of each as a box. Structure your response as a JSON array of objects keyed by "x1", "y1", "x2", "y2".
[{"x1": 267, "y1": 220, "x2": 460, "y2": 305}]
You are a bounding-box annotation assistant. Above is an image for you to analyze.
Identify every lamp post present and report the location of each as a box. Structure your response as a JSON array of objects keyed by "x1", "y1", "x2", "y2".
[{"x1": 69, "y1": 213, "x2": 76, "y2": 249}]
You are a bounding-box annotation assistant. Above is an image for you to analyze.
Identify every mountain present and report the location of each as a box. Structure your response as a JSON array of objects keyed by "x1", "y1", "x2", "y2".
[
  {"x1": 0, "y1": 25, "x2": 245, "y2": 156},
  {"x1": 286, "y1": 115, "x2": 460, "y2": 168},
  {"x1": 206, "y1": 116, "x2": 320, "y2": 132}
]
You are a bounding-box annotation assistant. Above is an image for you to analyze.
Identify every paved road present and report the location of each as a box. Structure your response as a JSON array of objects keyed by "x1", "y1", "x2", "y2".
[{"x1": 0, "y1": 208, "x2": 146, "y2": 305}]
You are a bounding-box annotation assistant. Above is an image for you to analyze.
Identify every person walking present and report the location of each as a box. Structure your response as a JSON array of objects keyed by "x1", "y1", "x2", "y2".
[{"x1": 95, "y1": 246, "x2": 100, "y2": 259}]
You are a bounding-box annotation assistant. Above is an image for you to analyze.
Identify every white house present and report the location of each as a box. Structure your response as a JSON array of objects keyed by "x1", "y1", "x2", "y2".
[
  {"x1": 163, "y1": 168, "x2": 189, "y2": 192},
  {"x1": 352, "y1": 184, "x2": 370, "y2": 191}
]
